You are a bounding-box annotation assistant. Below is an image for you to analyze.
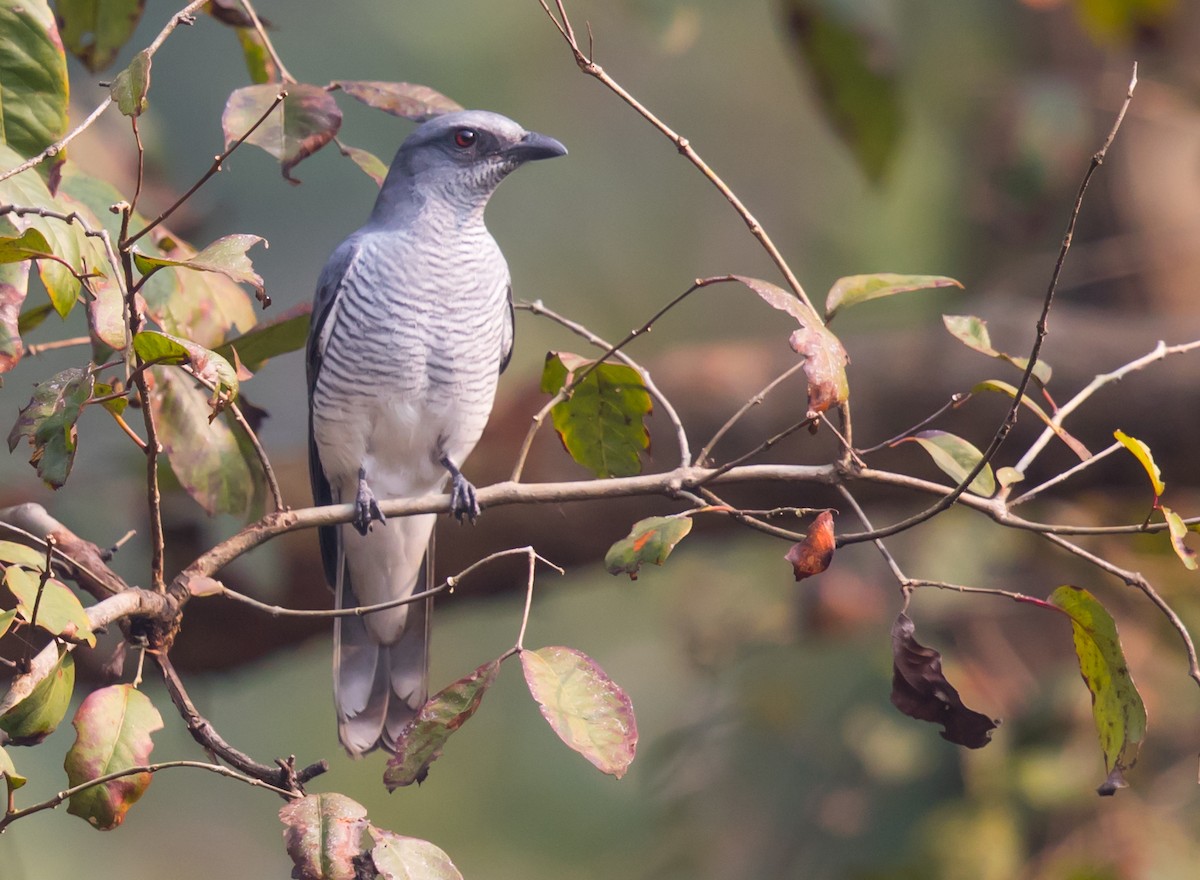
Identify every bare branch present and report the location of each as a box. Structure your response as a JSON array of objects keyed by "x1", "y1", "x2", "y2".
[
  {"x1": 538, "y1": 0, "x2": 814, "y2": 313},
  {"x1": 0, "y1": 759, "x2": 297, "y2": 830}
]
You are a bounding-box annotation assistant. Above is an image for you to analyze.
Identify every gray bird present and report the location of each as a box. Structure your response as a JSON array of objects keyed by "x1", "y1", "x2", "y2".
[{"x1": 307, "y1": 110, "x2": 566, "y2": 756}]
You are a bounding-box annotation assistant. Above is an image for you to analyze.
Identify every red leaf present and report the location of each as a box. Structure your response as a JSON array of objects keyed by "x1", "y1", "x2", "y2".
[{"x1": 785, "y1": 510, "x2": 835, "y2": 580}]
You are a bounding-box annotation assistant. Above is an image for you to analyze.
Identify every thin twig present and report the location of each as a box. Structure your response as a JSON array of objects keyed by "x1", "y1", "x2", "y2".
[
  {"x1": 838, "y1": 63, "x2": 1139, "y2": 546},
  {"x1": 155, "y1": 654, "x2": 326, "y2": 791},
  {"x1": 834, "y1": 484, "x2": 906, "y2": 585},
  {"x1": 237, "y1": 0, "x2": 294, "y2": 82},
  {"x1": 0, "y1": 0, "x2": 212, "y2": 185},
  {"x1": 0, "y1": 760, "x2": 296, "y2": 829},
  {"x1": 857, "y1": 392, "x2": 971, "y2": 455},
  {"x1": 1010, "y1": 441, "x2": 1122, "y2": 507},
  {"x1": 217, "y1": 546, "x2": 561, "y2": 619},
  {"x1": 24, "y1": 336, "x2": 92, "y2": 356},
  {"x1": 124, "y1": 88, "x2": 288, "y2": 249},
  {"x1": 181, "y1": 367, "x2": 284, "y2": 512},
  {"x1": 1012, "y1": 338, "x2": 1200, "y2": 480},
  {"x1": 539, "y1": 0, "x2": 814, "y2": 313},
  {"x1": 1043, "y1": 532, "x2": 1200, "y2": 686},
  {"x1": 519, "y1": 299, "x2": 691, "y2": 467},
  {"x1": 696, "y1": 361, "x2": 808, "y2": 466}
]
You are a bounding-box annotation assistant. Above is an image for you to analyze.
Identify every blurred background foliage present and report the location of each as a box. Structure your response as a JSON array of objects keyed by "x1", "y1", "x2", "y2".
[{"x1": 4, "y1": 0, "x2": 1200, "y2": 877}]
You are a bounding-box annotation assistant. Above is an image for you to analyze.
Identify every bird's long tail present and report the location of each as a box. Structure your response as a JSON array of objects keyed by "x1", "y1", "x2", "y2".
[{"x1": 333, "y1": 516, "x2": 435, "y2": 757}]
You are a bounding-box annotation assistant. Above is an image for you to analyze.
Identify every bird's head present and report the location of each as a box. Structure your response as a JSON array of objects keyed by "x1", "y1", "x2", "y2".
[{"x1": 377, "y1": 110, "x2": 566, "y2": 217}]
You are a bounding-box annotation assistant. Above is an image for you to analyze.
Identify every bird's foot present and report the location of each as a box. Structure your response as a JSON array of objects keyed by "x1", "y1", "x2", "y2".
[
  {"x1": 353, "y1": 468, "x2": 386, "y2": 536},
  {"x1": 440, "y1": 456, "x2": 480, "y2": 523}
]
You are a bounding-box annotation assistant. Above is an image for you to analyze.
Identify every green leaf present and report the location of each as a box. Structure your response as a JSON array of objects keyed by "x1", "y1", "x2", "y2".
[
  {"x1": 6, "y1": 366, "x2": 93, "y2": 487},
  {"x1": 0, "y1": 744, "x2": 27, "y2": 791},
  {"x1": 384, "y1": 659, "x2": 500, "y2": 790},
  {"x1": 337, "y1": 142, "x2": 388, "y2": 187},
  {"x1": 215, "y1": 302, "x2": 310, "y2": 373},
  {"x1": 996, "y1": 466, "x2": 1024, "y2": 488},
  {"x1": 108, "y1": 49, "x2": 151, "y2": 117},
  {"x1": 65, "y1": 684, "x2": 163, "y2": 829},
  {"x1": 0, "y1": 144, "x2": 105, "y2": 317},
  {"x1": 944, "y1": 314, "x2": 1053, "y2": 385},
  {"x1": 972, "y1": 379, "x2": 1090, "y2": 461},
  {"x1": 541, "y1": 351, "x2": 652, "y2": 479},
  {"x1": 0, "y1": 607, "x2": 17, "y2": 639},
  {"x1": 0, "y1": 539, "x2": 48, "y2": 569},
  {"x1": 0, "y1": 648, "x2": 74, "y2": 745},
  {"x1": 134, "y1": 233, "x2": 268, "y2": 309},
  {"x1": 56, "y1": 0, "x2": 146, "y2": 73},
  {"x1": 0, "y1": 262, "x2": 30, "y2": 373},
  {"x1": 369, "y1": 827, "x2": 464, "y2": 880},
  {"x1": 520, "y1": 646, "x2": 638, "y2": 779},
  {"x1": 604, "y1": 515, "x2": 693, "y2": 580},
  {"x1": 5, "y1": 565, "x2": 95, "y2": 646},
  {"x1": 17, "y1": 301, "x2": 54, "y2": 334},
  {"x1": 0, "y1": 227, "x2": 55, "y2": 263},
  {"x1": 1049, "y1": 585, "x2": 1147, "y2": 795},
  {"x1": 279, "y1": 793, "x2": 369, "y2": 880},
  {"x1": 0, "y1": 0, "x2": 69, "y2": 181},
  {"x1": 730, "y1": 275, "x2": 849, "y2": 415},
  {"x1": 328, "y1": 81, "x2": 463, "y2": 121},
  {"x1": 222, "y1": 83, "x2": 342, "y2": 184},
  {"x1": 149, "y1": 366, "x2": 254, "y2": 517},
  {"x1": 825, "y1": 273, "x2": 962, "y2": 320},
  {"x1": 907, "y1": 430, "x2": 995, "y2": 496},
  {"x1": 134, "y1": 330, "x2": 239, "y2": 405},
  {"x1": 1161, "y1": 506, "x2": 1196, "y2": 571},
  {"x1": 235, "y1": 26, "x2": 278, "y2": 85},
  {"x1": 1113, "y1": 429, "x2": 1164, "y2": 499},
  {"x1": 780, "y1": 0, "x2": 903, "y2": 183}
]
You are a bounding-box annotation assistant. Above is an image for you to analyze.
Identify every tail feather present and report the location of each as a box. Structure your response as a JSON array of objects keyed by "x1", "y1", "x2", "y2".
[{"x1": 333, "y1": 532, "x2": 433, "y2": 757}]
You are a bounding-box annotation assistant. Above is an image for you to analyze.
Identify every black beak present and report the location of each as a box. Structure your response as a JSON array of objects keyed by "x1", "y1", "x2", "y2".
[{"x1": 508, "y1": 131, "x2": 568, "y2": 162}]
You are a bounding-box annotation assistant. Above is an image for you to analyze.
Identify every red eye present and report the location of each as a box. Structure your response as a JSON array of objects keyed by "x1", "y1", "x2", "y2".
[{"x1": 453, "y1": 129, "x2": 477, "y2": 149}]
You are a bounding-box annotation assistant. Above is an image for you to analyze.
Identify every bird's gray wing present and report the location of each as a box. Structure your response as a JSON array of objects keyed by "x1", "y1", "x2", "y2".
[
  {"x1": 499, "y1": 283, "x2": 515, "y2": 375},
  {"x1": 307, "y1": 237, "x2": 362, "y2": 588}
]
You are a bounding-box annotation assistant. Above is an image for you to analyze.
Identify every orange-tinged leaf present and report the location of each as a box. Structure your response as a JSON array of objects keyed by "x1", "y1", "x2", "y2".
[
  {"x1": 785, "y1": 510, "x2": 835, "y2": 580},
  {"x1": 731, "y1": 275, "x2": 849, "y2": 416},
  {"x1": 65, "y1": 685, "x2": 163, "y2": 829},
  {"x1": 604, "y1": 515, "x2": 693, "y2": 580},
  {"x1": 521, "y1": 646, "x2": 637, "y2": 779}
]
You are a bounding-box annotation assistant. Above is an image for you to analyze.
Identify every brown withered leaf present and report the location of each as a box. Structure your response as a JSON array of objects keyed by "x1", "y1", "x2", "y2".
[
  {"x1": 890, "y1": 613, "x2": 998, "y2": 748},
  {"x1": 785, "y1": 510, "x2": 835, "y2": 580}
]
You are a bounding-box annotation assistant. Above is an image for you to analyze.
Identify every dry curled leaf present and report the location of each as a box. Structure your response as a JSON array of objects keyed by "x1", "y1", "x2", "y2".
[{"x1": 785, "y1": 510, "x2": 835, "y2": 581}]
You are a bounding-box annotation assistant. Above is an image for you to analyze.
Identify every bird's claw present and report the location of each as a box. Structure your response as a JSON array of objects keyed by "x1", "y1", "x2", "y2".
[
  {"x1": 353, "y1": 470, "x2": 386, "y2": 536},
  {"x1": 449, "y1": 472, "x2": 480, "y2": 524}
]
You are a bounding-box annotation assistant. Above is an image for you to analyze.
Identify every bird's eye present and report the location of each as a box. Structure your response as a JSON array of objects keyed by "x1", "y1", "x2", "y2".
[{"x1": 453, "y1": 129, "x2": 477, "y2": 149}]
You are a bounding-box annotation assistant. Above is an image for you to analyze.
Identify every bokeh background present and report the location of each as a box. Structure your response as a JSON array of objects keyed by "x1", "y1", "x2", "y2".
[{"x1": 4, "y1": 0, "x2": 1200, "y2": 877}]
